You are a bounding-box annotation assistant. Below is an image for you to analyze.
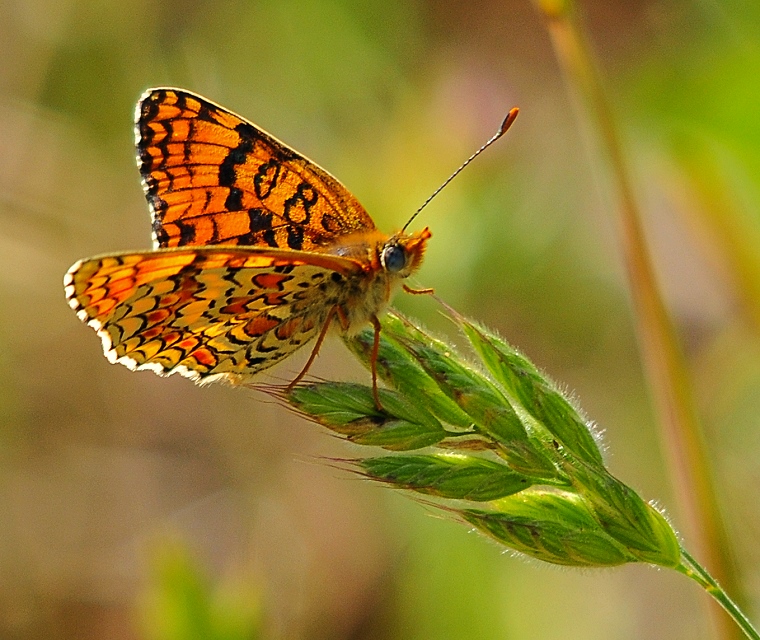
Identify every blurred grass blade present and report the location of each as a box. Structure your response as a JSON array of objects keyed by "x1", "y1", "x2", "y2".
[{"x1": 141, "y1": 542, "x2": 261, "y2": 640}]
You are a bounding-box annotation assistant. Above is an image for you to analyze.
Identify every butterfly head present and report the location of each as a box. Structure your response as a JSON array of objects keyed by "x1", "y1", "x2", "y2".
[{"x1": 381, "y1": 227, "x2": 431, "y2": 278}]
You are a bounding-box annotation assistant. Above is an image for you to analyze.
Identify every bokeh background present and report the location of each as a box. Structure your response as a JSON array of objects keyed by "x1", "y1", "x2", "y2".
[{"x1": 2, "y1": 0, "x2": 760, "y2": 638}]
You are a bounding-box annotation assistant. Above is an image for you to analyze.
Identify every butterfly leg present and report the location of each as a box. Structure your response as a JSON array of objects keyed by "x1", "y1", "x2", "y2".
[
  {"x1": 369, "y1": 314, "x2": 383, "y2": 410},
  {"x1": 337, "y1": 306, "x2": 382, "y2": 409},
  {"x1": 336, "y1": 306, "x2": 382, "y2": 409},
  {"x1": 335, "y1": 309, "x2": 383, "y2": 410},
  {"x1": 287, "y1": 305, "x2": 338, "y2": 390},
  {"x1": 403, "y1": 283, "x2": 435, "y2": 295}
]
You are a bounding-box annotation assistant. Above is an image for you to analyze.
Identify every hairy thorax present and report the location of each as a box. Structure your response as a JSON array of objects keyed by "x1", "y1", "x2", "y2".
[{"x1": 322, "y1": 228, "x2": 430, "y2": 334}]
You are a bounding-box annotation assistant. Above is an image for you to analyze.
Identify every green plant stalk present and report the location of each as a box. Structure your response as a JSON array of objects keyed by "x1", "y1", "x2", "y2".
[
  {"x1": 531, "y1": 0, "x2": 741, "y2": 635},
  {"x1": 678, "y1": 549, "x2": 760, "y2": 640},
  {"x1": 274, "y1": 309, "x2": 759, "y2": 638}
]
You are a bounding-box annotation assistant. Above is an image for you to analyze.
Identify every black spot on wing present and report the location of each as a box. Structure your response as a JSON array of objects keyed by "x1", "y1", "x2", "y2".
[
  {"x1": 254, "y1": 159, "x2": 281, "y2": 200},
  {"x1": 263, "y1": 229, "x2": 278, "y2": 248},
  {"x1": 175, "y1": 218, "x2": 196, "y2": 244},
  {"x1": 196, "y1": 102, "x2": 215, "y2": 123},
  {"x1": 283, "y1": 182, "x2": 318, "y2": 224},
  {"x1": 235, "y1": 121, "x2": 258, "y2": 142},
  {"x1": 273, "y1": 264, "x2": 295, "y2": 275},
  {"x1": 287, "y1": 227, "x2": 304, "y2": 250},
  {"x1": 321, "y1": 214, "x2": 341, "y2": 234},
  {"x1": 218, "y1": 138, "x2": 253, "y2": 188},
  {"x1": 248, "y1": 208, "x2": 272, "y2": 231},
  {"x1": 175, "y1": 91, "x2": 189, "y2": 112},
  {"x1": 237, "y1": 209, "x2": 274, "y2": 245},
  {"x1": 225, "y1": 186, "x2": 244, "y2": 211}
]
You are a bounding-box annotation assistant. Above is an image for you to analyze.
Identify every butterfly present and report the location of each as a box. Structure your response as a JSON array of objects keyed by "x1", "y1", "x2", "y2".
[
  {"x1": 64, "y1": 88, "x2": 516, "y2": 404},
  {"x1": 64, "y1": 88, "x2": 435, "y2": 402}
]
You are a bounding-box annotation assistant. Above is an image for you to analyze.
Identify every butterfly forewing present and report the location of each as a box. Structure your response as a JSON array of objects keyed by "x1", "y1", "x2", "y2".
[
  {"x1": 65, "y1": 248, "x2": 360, "y2": 382},
  {"x1": 136, "y1": 88, "x2": 377, "y2": 251}
]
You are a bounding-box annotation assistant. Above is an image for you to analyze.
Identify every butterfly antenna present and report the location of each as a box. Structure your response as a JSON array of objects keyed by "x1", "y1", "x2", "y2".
[{"x1": 401, "y1": 107, "x2": 519, "y2": 233}]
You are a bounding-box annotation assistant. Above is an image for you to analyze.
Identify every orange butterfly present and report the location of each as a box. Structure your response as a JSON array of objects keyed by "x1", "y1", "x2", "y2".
[{"x1": 64, "y1": 88, "x2": 515, "y2": 403}]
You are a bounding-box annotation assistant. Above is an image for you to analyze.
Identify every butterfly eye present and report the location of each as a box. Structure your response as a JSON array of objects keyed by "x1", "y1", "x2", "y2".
[{"x1": 381, "y1": 243, "x2": 407, "y2": 273}]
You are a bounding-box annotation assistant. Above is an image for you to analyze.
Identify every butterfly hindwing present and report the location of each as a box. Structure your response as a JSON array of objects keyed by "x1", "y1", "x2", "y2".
[
  {"x1": 64, "y1": 247, "x2": 360, "y2": 382},
  {"x1": 136, "y1": 88, "x2": 376, "y2": 251}
]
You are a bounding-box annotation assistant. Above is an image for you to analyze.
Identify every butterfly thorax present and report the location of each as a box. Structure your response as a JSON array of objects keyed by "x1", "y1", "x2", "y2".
[{"x1": 324, "y1": 227, "x2": 431, "y2": 334}]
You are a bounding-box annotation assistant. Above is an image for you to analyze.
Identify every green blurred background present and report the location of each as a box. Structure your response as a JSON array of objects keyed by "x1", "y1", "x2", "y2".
[{"x1": 2, "y1": 0, "x2": 760, "y2": 638}]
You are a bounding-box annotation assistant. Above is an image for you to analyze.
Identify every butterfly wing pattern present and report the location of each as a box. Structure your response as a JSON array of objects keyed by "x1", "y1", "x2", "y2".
[
  {"x1": 65, "y1": 88, "x2": 431, "y2": 386},
  {"x1": 136, "y1": 88, "x2": 377, "y2": 251}
]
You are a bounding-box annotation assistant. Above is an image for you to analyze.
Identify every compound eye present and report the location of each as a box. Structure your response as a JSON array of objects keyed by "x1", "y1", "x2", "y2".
[{"x1": 382, "y1": 243, "x2": 407, "y2": 273}]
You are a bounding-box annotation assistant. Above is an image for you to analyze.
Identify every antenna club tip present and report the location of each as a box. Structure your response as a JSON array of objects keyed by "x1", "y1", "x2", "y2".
[
  {"x1": 402, "y1": 109, "x2": 518, "y2": 231},
  {"x1": 499, "y1": 107, "x2": 520, "y2": 136}
]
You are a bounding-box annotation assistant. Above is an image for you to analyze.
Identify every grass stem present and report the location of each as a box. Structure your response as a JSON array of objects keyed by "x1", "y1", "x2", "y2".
[{"x1": 678, "y1": 549, "x2": 759, "y2": 640}]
